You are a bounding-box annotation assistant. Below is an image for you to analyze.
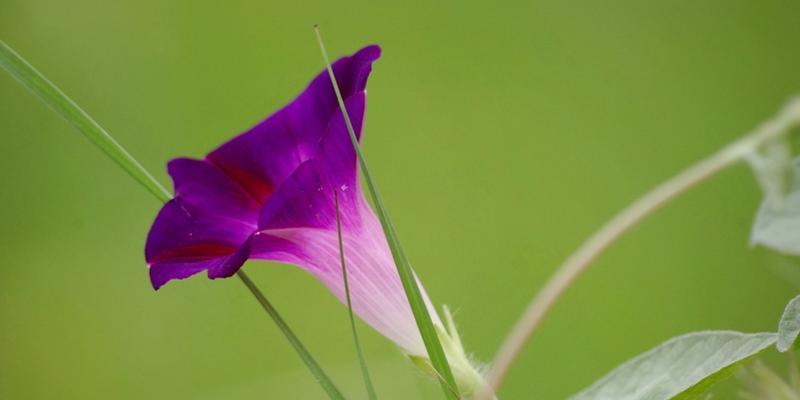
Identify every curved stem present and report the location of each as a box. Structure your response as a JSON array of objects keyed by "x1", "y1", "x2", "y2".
[{"x1": 477, "y1": 98, "x2": 800, "y2": 400}]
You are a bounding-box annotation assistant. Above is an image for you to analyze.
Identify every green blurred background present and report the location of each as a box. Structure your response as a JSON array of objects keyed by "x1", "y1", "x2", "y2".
[{"x1": 2, "y1": 1, "x2": 800, "y2": 398}]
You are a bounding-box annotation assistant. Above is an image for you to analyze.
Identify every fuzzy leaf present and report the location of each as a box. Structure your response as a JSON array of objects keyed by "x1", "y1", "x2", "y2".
[
  {"x1": 570, "y1": 331, "x2": 777, "y2": 400},
  {"x1": 751, "y1": 157, "x2": 800, "y2": 256},
  {"x1": 778, "y1": 295, "x2": 800, "y2": 352}
]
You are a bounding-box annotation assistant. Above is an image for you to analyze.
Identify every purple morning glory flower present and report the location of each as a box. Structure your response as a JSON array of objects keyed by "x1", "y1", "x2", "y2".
[
  {"x1": 146, "y1": 45, "x2": 440, "y2": 357},
  {"x1": 146, "y1": 46, "x2": 487, "y2": 393}
]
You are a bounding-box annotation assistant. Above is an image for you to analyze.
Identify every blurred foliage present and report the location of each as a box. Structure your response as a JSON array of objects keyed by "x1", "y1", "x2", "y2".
[
  {"x1": 2, "y1": 0, "x2": 800, "y2": 398},
  {"x1": 737, "y1": 357, "x2": 800, "y2": 400}
]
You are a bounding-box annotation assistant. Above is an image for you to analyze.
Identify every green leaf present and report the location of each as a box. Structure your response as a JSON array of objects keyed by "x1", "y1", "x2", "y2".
[
  {"x1": 335, "y1": 192, "x2": 378, "y2": 400},
  {"x1": 570, "y1": 331, "x2": 777, "y2": 400},
  {"x1": 747, "y1": 138, "x2": 793, "y2": 208},
  {"x1": 313, "y1": 27, "x2": 460, "y2": 400},
  {"x1": 1, "y1": 39, "x2": 348, "y2": 400},
  {"x1": 778, "y1": 295, "x2": 800, "y2": 352}
]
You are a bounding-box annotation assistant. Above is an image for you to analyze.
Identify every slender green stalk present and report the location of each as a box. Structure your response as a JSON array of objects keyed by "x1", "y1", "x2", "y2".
[
  {"x1": 0, "y1": 40, "x2": 171, "y2": 203},
  {"x1": 313, "y1": 26, "x2": 460, "y2": 400},
  {"x1": 788, "y1": 349, "x2": 800, "y2": 391},
  {"x1": 1, "y1": 39, "x2": 347, "y2": 400},
  {"x1": 237, "y1": 270, "x2": 346, "y2": 400},
  {"x1": 335, "y1": 192, "x2": 379, "y2": 400},
  {"x1": 476, "y1": 98, "x2": 800, "y2": 400}
]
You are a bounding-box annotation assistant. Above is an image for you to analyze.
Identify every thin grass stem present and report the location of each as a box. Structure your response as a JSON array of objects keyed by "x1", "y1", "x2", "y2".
[
  {"x1": 236, "y1": 270, "x2": 347, "y2": 400},
  {"x1": 335, "y1": 191, "x2": 379, "y2": 400},
  {"x1": 313, "y1": 26, "x2": 460, "y2": 400},
  {"x1": 1, "y1": 39, "x2": 348, "y2": 400},
  {"x1": 0, "y1": 40, "x2": 170, "y2": 203}
]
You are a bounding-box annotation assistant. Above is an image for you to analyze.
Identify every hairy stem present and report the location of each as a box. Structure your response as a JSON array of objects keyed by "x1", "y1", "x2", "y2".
[{"x1": 477, "y1": 98, "x2": 800, "y2": 400}]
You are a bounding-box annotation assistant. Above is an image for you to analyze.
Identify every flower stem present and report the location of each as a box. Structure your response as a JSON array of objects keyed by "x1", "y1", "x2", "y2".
[{"x1": 477, "y1": 98, "x2": 800, "y2": 400}]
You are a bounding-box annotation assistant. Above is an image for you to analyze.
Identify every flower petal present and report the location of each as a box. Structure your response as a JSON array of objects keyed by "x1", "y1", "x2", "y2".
[
  {"x1": 250, "y1": 156, "x2": 441, "y2": 355},
  {"x1": 168, "y1": 158, "x2": 261, "y2": 223},
  {"x1": 252, "y1": 222, "x2": 438, "y2": 356},
  {"x1": 257, "y1": 161, "x2": 335, "y2": 230},
  {"x1": 145, "y1": 157, "x2": 263, "y2": 289},
  {"x1": 145, "y1": 199, "x2": 254, "y2": 289},
  {"x1": 145, "y1": 46, "x2": 380, "y2": 289},
  {"x1": 205, "y1": 45, "x2": 380, "y2": 203},
  {"x1": 257, "y1": 93, "x2": 366, "y2": 231}
]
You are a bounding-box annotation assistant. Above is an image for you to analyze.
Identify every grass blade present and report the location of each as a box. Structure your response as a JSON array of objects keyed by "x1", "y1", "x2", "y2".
[
  {"x1": 335, "y1": 192, "x2": 379, "y2": 400},
  {"x1": 1, "y1": 39, "x2": 348, "y2": 400},
  {"x1": 236, "y1": 270, "x2": 347, "y2": 400},
  {"x1": 0, "y1": 40, "x2": 171, "y2": 203},
  {"x1": 313, "y1": 26, "x2": 460, "y2": 399}
]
